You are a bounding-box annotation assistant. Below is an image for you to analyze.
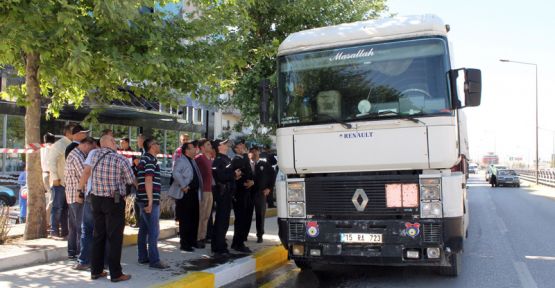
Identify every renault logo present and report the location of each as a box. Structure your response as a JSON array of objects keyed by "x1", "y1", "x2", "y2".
[{"x1": 352, "y1": 188, "x2": 369, "y2": 212}]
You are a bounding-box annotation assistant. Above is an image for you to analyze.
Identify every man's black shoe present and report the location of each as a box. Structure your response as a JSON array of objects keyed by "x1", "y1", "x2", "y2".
[
  {"x1": 180, "y1": 246, "x2": 194, "y2": 252},
  {"x1": 194, "y1": 241, "x2": 206, "y2": 249},
  {"x1": 257, "y1": 236, "x2": 263, "y2": 243},
  {"x1": 232, "y1": 245, "x2": 252, "y2": 254}
]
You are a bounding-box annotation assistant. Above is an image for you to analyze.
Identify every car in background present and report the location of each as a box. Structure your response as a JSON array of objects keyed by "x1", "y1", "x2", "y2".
[
  {"x1": 494, "y1": 169, "x2": 520, "y2": 187},
  {"x1": 486, "y1": 165, "x2": 507, "y2": 182},
  {"x1": 0, "y1": 185, "x2": 16, "y2": 206},
  {"x1": 469, "y1": 163, "x2": 478, "y2": 174}
]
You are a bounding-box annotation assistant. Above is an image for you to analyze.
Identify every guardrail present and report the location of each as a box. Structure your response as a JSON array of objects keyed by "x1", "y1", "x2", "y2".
[{"x1": 515, "y1": 169, "x2": 555, "y2": 187}]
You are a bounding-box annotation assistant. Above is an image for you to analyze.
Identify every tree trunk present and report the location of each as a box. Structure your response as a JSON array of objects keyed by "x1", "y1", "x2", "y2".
[{"x1": 23, "y1": 52, "x2": 47, "y2": 240}]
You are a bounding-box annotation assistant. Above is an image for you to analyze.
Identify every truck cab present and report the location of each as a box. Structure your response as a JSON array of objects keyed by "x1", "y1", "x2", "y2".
[{"x1": 272, "y1": 15, "x2": 481, "y2": 276}]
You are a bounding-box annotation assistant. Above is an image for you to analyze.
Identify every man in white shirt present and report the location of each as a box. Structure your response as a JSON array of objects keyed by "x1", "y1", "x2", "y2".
[
  {"x1": 46, "y1": 123, "x2": 75, "y2": 238},
  {"x1": 41, "y1": 133, "x2": 56, "y2": 224}
]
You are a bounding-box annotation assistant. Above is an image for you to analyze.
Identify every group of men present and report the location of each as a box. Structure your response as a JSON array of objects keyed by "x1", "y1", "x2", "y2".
[
  {"x1": 168, "y1": 134, "x2": 277, "y2": 257},
  {"x1": 39, "y1": 125, "x2": 277, "y2": 282},
  {"x1": 42, "y1": 123, "x2": 157, "y2": 282}
]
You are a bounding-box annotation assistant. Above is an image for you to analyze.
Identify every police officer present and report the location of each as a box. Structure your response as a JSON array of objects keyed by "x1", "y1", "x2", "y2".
[
  {"x1": 249, "y1": 146, "x2": 275, "y2": 243},
  {"x1": 230, "y1": 139, "x2": 254, "y2": 253},
  {"x1": 211, "y1": 139, "x2": 241, "y2": 256}
]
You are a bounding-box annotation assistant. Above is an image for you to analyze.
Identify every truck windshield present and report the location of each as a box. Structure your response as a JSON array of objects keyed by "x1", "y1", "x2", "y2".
[{"x1": 277, "y1": 38, "x2": 451, "y2": 126}]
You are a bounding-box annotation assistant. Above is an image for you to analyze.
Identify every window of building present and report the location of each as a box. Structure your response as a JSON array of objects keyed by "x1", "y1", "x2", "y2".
[{"x1": 193, "y1": 108, "x2": 203, "y2": 124}]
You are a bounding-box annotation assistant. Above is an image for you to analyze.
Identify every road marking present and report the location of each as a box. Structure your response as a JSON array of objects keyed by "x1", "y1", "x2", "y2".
[
  {"x1": 525, "y1": 255, "x2": 555, "y2": 261},
  {"x1": 512, "y1": 261, "x2": 538, "y2": 288},
  {"x1": 259, "y1": 268, "x2": 300, "y2": 288}
]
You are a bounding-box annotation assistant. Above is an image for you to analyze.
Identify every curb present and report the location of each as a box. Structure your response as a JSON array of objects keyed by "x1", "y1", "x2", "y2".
[
  {"x1": 0, "y1": 209, "x2": 278, "y2": 272},
  {"x1": 153, "y1": 245, "x2": 288, "y2": 288}
]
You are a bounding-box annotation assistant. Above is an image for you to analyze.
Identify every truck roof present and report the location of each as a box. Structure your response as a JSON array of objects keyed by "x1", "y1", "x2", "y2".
[{"x1": 278, "y1": 14, "x2": 448, "y2": 56}]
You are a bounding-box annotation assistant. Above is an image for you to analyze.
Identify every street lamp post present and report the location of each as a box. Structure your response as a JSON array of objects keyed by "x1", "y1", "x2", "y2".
[{"x1": 500, "y1": 59, "x2": 539, "y2": 184}]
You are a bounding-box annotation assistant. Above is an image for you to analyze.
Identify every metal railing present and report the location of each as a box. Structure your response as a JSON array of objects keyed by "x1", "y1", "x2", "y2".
[{"x1": 515, "y1": 169, "x2": 555, "y2": 187}]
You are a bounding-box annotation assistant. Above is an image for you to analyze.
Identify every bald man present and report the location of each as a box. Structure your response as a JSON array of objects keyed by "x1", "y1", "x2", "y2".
[{"x1": 88, "y1": 135, "x2": 135, "y2": 282}]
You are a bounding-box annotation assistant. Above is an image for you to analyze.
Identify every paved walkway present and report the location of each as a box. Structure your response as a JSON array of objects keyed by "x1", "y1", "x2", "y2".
[{"x1": 0, "y1": 217, "x2": 280, "y2": 288}]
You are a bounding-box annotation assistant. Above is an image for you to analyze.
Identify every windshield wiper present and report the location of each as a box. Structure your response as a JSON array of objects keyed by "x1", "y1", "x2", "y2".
[
  {"x1": 356, "y1": 110, "x2": 426, "y2": 125},
  {"x1": 314, "y1": 113, "x2": 353, "y2": 129}
]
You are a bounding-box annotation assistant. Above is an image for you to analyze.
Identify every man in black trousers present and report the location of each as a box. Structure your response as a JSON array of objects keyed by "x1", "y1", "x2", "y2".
[
  {"x1": 88, "y1": 135, "x2": 135, "y2": 283},
  {"x1": 171, "y1": 141, "x2": 203, "y2": 251},
  {"x1": 231, "y1": 139, "x2": 254, "y2": 253},
  {"x1": 211, "y1": 139, "x2": 241, "y2": 256},
  {"x1": 249, "y1": 146, "x2": 275, "y2": 243}
]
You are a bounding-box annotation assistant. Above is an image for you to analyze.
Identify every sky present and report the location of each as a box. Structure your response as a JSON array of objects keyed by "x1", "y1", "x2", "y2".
[{"x1": 387, "y1": 0, "x2": 555, "y2": 165}]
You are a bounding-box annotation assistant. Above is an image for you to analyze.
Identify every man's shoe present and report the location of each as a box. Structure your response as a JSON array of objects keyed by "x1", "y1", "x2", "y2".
[
  {"x1": 257, "y1": 237, "x2": 263, "y2": 243},
  {"x1": 91, "y1": 271, "x2": 108, "y2": 280},
  {"x1": 232, "y1": 245, "x2": 252, "y2": 254},
  {"x1": 138, "y1": 259, "x2": 149, "y2": 265},
  {"x1": 194, "y1": 241, "x2": 206, "y2": 249},
  {"x1": 72, "y1": 263, "x2": 90, "y2": 271},
  {"x1": 110, "y1": 274, "x2": 132, "y2": 283},
  {"x1": 68, "y1": 255, "x2": 78, "y2": 260},
  {"x1": 213, "y1": 250, "x2": 230, "y2": 258},
  {"x1": 180, "y1": 246, "x2": 194, "y2": 252},
  {"x1": 150, "y1": 261, "x2": 170, "y2": 269}
]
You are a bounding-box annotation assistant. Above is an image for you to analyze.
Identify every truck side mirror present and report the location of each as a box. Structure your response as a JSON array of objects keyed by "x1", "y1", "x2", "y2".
[{"x1": 449, "y1": 68, "x2": 482, "y2": 109}]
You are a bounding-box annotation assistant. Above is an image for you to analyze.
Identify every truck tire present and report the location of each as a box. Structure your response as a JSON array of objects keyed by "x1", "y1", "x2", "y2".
[
  {"x1": 439, "y1": 252, "x2": 461, "y2": 276},
  {"x1": 294, "y1": 259, "x2": 312, "y2": 270}
]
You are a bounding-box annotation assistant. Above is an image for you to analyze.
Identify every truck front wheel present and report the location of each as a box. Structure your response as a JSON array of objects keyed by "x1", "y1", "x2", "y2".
[
  {"x1": 438, "y1": 252, "x2": 461, "y2": 277},
  {"x1": 294, "y1": 259, "x2": 312, "y2": 270}
]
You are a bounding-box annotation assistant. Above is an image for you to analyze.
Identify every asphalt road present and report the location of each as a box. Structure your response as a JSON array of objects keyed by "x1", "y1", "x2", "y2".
[{"x1": 227, "y1": 174, "x2": 555, "y2": 288}]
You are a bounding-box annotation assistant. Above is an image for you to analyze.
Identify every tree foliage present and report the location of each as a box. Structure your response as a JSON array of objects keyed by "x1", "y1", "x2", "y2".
[
  {"x1": 193, "y1": 0, "x2": 388, "y2": 132},
  {"x1": 0, "y1": 0, "x2": 238, "y2": 239}
]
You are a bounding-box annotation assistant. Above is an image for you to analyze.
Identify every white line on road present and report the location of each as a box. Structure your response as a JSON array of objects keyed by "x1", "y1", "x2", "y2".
[
  {"x1": 525, "y1": 255, "x2": 555, "y2": 261},
  {"x1": 512, "y1": 261, "x2": 538, "y2": 288}
]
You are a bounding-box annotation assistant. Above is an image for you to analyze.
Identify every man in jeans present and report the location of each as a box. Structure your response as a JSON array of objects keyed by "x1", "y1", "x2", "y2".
[
  {"x1": 64, "y1": 137, "x2": 95, "y2": 259},
  {"x1": 136, "y1": 138, "x2": 168, "y2": 269},
  {"x1": 46, "y1": 123, "x2": 75, "y2": 238}
]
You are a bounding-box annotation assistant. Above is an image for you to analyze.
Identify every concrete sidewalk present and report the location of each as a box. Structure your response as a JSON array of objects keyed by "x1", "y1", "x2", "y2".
[
  {"x1": 0, "y1": 217, "x2": 288, "y2": 288},
  {"x1": 0, "y1": 208, "x2": 277, "y2": 272}
]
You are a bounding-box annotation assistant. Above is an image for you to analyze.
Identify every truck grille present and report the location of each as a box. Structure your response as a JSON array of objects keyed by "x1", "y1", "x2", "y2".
[
  {"x1": 289, "y1": 222, "x2": 305, "y2": 241},
  {"x1": 305, "y1": 174, "x2": 419, "y2": 219},
  {"x1": 423, "y1": 223, "x2": 442, "y2": 243}
]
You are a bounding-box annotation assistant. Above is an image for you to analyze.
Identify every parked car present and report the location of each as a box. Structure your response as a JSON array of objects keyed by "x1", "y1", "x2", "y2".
[
  {"x1": 469, "y1": 163, "x2": 478, "y2": 174},
  {"x1": 0, "y1": 185, "x2": 16, "y2": 206},
  {"x1": 494, "y1": 169, "x2": 520, "y2": 187},
  {"x1": 486, "y1": 165, "x2": 507, "y2": 182}
]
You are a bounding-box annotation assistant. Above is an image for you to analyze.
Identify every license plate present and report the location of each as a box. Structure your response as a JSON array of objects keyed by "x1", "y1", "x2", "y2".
[{"x1": 340, "y1": 233, "x2": 383, "y2": 244}]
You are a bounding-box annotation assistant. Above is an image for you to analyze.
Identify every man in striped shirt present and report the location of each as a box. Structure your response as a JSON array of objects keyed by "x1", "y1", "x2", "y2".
[
  {"x1": 136, "y1": 138, "x2": 168, "y2": 269},
  {"x1": 89, "y1": 135, "x2": 135, "y2": 282},
  {"x1": 64, "y1": 137, "x2": 95, "y2": 259}
]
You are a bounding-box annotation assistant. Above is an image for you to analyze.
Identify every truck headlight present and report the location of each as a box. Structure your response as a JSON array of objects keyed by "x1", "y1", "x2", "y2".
[
  {"x1": 288, "y1": 203, "x2": 306, "y2": 218},
  {"x1": 421, "y1": 201, "x2": 442, "y2": 218},
  {"x1": 420, "y1": 185, "x2": 441, "y2": 200},
  {"x1": 287, "y1": 182, "x2": 305, "y2": 202}
]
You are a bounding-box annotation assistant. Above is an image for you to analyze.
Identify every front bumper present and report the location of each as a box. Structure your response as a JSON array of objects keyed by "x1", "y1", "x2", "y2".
[{"x1": 278, "y1": 217, "x2": 464, "y2": 266}]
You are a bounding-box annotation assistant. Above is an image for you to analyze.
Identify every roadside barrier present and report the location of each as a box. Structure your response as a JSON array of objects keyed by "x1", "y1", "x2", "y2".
[{"x1": 516, "y1": 169, "x2": 555, "y2": 187}]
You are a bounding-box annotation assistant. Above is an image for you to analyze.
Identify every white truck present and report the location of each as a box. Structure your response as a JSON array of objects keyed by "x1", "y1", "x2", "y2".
[{"x1": 271, "y1": 15, "x2": 481, "y2": 276}]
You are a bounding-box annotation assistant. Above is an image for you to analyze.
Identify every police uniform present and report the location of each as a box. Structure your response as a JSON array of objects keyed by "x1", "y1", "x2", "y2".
[
  {"x1": 231, "y1": 152, "x2": 254, "y2": 252},
  {"x1": 253, "y1": 157, "x2": 274, "y2": 241},
  {"x1": 211, "y1": 151, "x2": 235, "y2": 254}
]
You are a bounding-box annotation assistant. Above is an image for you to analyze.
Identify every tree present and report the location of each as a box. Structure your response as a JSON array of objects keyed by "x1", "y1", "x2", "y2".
[
  {"x1": 0, "y1": 0, "x2": 232, "y2": 239},
  {"x1": 193, "y1": 0, "x2": 388, "y2": 132}
]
